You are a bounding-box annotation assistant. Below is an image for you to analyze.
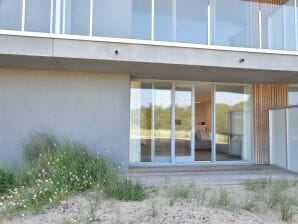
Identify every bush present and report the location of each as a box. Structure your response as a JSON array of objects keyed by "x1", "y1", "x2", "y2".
[
  {"x1": 241, "y1": 194, "x2": 260, "y2": 212},
  {"x1": 279, "y1": 196, "x2": 296, "y2": 221},
  {"x1": 209, "y1": 188, "x2": 231, "y2": 208},
  {"x1": 106, "y1": 169, "x2": 146, "y2": 201},
  {"x1": 0, "y1": 168, "x2": 15, "y2": 194},
  {"x1": 166, "y1": 182, "x2": 193, "y2": 206},
  {"x1": 1, "y1": 133, "x2": 146, "y2": 215}
]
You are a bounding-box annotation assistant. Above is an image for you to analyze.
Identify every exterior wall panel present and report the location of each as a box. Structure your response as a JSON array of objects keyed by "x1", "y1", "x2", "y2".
[
  {"x1": 0, "y1": 68, "x2": 130, "y2": 169},
  {"x1": 253, "y1": 83, "x2": 288, "y2": 164}
]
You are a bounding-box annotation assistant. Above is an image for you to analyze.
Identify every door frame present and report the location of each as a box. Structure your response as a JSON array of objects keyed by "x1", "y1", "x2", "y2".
[
  {"x1": 172, "y1": 82, "x2": 195, "y2": 163},
  {"x1": 129, "y1": 79, "x2": 253, "y2": 166}
]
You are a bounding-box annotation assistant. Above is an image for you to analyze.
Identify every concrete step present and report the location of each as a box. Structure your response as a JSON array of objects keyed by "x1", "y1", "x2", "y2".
[{"x1": 128, "y1": 164, "x2": 273, "y2": 174}]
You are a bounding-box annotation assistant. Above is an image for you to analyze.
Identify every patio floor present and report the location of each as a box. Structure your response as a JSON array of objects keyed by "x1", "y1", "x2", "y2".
[{"x1": 127, "y1": 165, "x2": 298, "y2": 187}]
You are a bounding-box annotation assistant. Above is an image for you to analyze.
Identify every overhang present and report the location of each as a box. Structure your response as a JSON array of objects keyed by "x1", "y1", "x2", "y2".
[{"x1": 0, "y1": 33, "x2": 298, "y2": 83}]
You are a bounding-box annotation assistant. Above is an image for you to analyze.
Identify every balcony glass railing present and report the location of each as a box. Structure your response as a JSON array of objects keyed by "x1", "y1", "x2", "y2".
[{"x1": 0, "y1": 0, "x2": 297, "y2": 51}]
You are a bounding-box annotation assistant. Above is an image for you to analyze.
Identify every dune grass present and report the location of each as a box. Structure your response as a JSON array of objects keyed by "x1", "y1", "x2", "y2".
[{"x1": 0, "y1": 133, "x2": 146, "y2": 216}]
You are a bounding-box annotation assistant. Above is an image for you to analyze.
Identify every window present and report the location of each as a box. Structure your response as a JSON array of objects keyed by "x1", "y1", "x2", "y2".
[
  {"x1": 0, "y1": 0, "x2": 22, "y2": 31},
  {"x1": 25, "y1": 0, "x2": 52, "y2": 33}
]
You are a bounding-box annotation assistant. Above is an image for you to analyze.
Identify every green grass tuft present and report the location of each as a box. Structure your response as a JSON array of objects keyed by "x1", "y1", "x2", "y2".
[
  {"x1": 166, "y1": 182, "x2": 194, "y2": 206},
  {"x1": 209, "y1": 188, "x2": 231, "y2": 208},
  {"x1": 241, "y1": 193, "x2": 260, "y2": 212}
]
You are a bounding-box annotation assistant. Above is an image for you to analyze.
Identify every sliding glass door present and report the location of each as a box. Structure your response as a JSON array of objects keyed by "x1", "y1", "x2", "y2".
[
  {"x1": 154, "y1": 82, "x2": 172, "y2": 163},
  {"x1": 130, "y1": 81, "x2": 252, "y2": 164},
  {"x1": 174, "y1": 84, "x2": 194, "y2": 162},
  {"x1": 215, "y1": 85, "x2": 252, "y2": 162},
  {"x1": 130, "y1": 81, "x2": 153, "y2": 162},
  {"x1": 130, "y1": 81, "x2": 195, "y2": 164},
  {"x1": 130, "y1": 81, "x2": 173, "y2": 164}
]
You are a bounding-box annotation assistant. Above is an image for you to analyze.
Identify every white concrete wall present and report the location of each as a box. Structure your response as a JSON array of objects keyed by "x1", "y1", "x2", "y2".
[{"x1": 0, "y1": 68, "x2": 130, "y2": 169}]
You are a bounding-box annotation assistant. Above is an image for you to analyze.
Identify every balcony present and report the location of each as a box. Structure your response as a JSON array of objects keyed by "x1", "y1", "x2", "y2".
[{"x1": 0, "y1": 0, "x2": 297, "y2": 52}]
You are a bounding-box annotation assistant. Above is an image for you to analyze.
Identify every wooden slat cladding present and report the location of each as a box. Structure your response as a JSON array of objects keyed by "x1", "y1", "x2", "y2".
[
  {"x1": 253, "y1": 84, "x2": 288, "y2": 164},
  {"x1": 249, "y1": 0, "x2": 285, "y2": 4}
]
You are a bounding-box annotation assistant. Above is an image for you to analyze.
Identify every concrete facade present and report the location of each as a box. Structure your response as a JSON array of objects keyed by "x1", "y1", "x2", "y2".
[
  {"x1": 0, "y1": 34, "x2": 298, "y2": 83},
  {"x1": 0, "y1": 33, "x2": 298, "y2": 168},
  {"x1": 0, "y1": 68, "x2": 130, "y2": 169}
]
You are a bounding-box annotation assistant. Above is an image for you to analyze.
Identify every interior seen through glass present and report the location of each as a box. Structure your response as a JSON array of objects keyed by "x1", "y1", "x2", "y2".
[
  {"x1": 215, "y1": 85, "x2": 251, "y2": 161},
  {"x1": 195, "y1": 84, "x2": 212, "y2": 161}
]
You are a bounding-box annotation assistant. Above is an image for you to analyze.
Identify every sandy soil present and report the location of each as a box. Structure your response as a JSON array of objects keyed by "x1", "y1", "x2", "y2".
[{"x1": 0, "y1": 185, "x2": 297, "y2": 224}]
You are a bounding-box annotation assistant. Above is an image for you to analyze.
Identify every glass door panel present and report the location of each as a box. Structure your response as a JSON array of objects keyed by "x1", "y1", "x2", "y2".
[
  {"x1": 130, "y1": 81, "x2": 153, "y2": 162},
  {"x1": 195, "y1": 84, "x2": 212, "y2": 161},
  {"x1": 154, "y1": 82, "x2": 172, "y2": 163},
  {"x1": 215, "y1": 85, "x2": 252, "y2": 161},
  {"x1": 175, "y1": 84, "x2": 193, "y2": 162}
]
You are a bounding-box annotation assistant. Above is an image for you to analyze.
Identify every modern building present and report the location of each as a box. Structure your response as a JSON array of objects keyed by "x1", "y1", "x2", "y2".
[{"x1": 0, "y1": 0, "x2": 298, "y2": 170}]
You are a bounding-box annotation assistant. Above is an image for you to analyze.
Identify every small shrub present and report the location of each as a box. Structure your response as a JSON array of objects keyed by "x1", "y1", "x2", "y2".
[
  {"x1": 241, "y1": 194, "x2": 260, "y2": 212},
  {"x1": 0, "y1": 169, "x2": 15, "y2": 194},
  {"x1": 279, "y1": 197, "x2": 296, "y2": 221},
  {"x1": 268, "y1": 185, "x2": 284, "y2": 208},
  {"x1": 266, "y1": 181, "x2": 297, "y2": 221},
  {"x1": 209, "y1": 188, "x2": 231, "y2": 208},
  {"x1": 196, "y1": 187, "x2": 209, "y2": 206},
  {"x1": 166, "y1": 182, "x2": 193, "y2": 206},
  {"x1": 217, "y1": 188, "x2": 230, "y2": 207},
  {"x1": 209, "y1": 192, "x2": 217, "y2": 208},
  {"x1": 106, "y1": 169, "x2": 146, "y2": 201}
]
